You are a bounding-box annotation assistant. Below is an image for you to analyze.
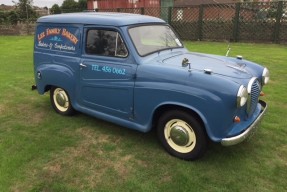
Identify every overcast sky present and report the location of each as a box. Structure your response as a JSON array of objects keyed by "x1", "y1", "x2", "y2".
[{"x1": 1, "y1": 0, "x2": 68, "y2": 8}]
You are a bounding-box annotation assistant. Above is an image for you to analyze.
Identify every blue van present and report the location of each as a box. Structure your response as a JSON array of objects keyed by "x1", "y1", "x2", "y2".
[{"x1": 33, "y1": 13, "x2": 269, "y2": 160}]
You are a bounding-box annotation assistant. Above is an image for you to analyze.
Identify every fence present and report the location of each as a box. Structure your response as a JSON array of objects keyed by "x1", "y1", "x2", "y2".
[
  {"x1": 1, "y1": 1, "x2": 286, "y2": 43},
  {"x1": 95, "y1": 1, "x2": 287, "y2": 43}
]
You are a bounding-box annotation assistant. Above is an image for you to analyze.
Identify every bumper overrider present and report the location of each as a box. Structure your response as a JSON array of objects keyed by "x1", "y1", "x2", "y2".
[{"x1": 221, "y1": 100, "x2": 267, "y2": 146}]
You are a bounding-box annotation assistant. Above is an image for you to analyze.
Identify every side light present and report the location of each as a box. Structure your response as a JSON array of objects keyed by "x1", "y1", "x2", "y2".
[
  {"x1": 234, "y1": 116, "x2": 241, "y2": 123},
  {"x1": 237, "y1": 85, "x2": 248, "y2": 108},
  {"x1": 262, "y1": 68, "x2": 270, "y2": 85},
  {"x1": 260, "y1": 91, "x2": 265, "y2": 96}
]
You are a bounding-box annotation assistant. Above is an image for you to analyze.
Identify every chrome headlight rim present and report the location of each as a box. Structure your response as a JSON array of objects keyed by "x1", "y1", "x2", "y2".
[
  {"x1": 262, "y1": 67, "x2": 270, "y2": 85},
  {"x1": 237, "y1": 85, "x2": 248, "y2": 108}
]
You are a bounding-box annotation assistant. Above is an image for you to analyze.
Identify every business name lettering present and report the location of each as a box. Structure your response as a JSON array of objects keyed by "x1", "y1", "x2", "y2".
[
  {"x1": 46, "y1": 28, "x2": 61, "y2": 36},
  {"x1": 37, "y1": 28, "x2": 79, "y2": 45},
  {"x1": 61, "y1": 28, "x2": 78, "y2": 45}
]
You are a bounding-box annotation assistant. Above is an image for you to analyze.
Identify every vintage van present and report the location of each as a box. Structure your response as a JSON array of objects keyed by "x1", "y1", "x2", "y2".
[{"x1": 33, "y1": 13, "x2": 269, "y2": 160}]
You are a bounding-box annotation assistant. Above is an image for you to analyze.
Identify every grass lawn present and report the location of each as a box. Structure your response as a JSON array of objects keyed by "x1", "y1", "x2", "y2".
[{"x1": 0, "y1": 36, "x2": 286, "y2": 192}]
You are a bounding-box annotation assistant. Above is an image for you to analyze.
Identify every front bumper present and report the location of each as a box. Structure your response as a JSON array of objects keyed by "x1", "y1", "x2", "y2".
[{"x1": 221, "y1": 100, "x2": 267, "y2": 146}]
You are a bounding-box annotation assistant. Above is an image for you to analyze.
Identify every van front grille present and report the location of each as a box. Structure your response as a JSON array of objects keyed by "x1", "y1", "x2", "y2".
[{"x1": 247, "y1": 78, "x2": 261, "y2": 116}]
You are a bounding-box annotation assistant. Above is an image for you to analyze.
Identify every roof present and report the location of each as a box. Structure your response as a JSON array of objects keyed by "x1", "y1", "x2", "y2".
[{"x1": 37, "y1": 12, "x2": 165, "y2": 26}]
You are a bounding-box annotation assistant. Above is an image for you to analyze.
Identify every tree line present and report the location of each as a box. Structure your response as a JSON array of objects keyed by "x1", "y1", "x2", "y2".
[
  {"x1": 50, "y1": 0, "x2": 87, "y2": 14},
  {"x1": 0, "y1": 0, "x2": 87, "y2": 24}
]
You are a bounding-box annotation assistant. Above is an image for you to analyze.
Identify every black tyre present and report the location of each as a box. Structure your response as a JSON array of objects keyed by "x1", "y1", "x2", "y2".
[
  {"x1": 157, "y1": 110, "x2": 207, "y2": 160},
  {"x1": 50, "y1": 86, "x2": 75, "y2": 116}
]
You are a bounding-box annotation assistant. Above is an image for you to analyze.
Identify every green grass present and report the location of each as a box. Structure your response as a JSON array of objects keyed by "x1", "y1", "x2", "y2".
[{"x1": 0, "y1": 36, "x2": 286, "y2": 192}]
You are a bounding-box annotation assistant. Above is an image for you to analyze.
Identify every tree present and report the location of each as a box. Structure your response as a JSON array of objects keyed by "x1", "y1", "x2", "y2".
[
  {"x1": 0, "y1": 11, "x2": 7, "y2": 24},
  {"x1": 13, "y1": 0, "x2": 37, "y2": 20},
  {"x1": 50, "y1": 4, "x2": 62, "y2": 14},
  {"x1": 0, "y1": 10, "x2": 19, "y2": 24},
  {"x1": 7, "y1": 10, "x2": 19, "y2": 24},
  {"x1": 61, "y1": 0, "x2": 78, "y2": 13},
  {"x1": 78, "y1": 0, "x2": 87, "y2": 11}
]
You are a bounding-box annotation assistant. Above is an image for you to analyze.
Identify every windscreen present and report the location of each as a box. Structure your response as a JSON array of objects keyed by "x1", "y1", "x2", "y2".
[{"x1": 129, "y1": 25, "x2": 183, "y2": 56}]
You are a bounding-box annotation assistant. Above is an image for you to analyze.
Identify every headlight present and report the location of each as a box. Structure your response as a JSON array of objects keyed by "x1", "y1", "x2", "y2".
[
  {"x1": 237, "y1": 85, "x2": 248, "y2": 107},
  {"x1": 262, "y1": 68, "x2": 270, "y2": 85}
]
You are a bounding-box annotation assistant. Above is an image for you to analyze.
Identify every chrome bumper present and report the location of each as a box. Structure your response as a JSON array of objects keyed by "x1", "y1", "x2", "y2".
[{"x1": 221, "y1": 100, "x2": 267, "y2": 146}]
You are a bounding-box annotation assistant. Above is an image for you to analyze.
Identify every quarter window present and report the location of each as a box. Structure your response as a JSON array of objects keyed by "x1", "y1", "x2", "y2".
[{"x1": 86, "y1": 29, "x2": 128, "y2": 57}]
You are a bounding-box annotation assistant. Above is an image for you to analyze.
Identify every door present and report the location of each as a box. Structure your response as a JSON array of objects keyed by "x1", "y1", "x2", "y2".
[{"x1": 79, "y1": 28, "x2": 136, "y2": 119}]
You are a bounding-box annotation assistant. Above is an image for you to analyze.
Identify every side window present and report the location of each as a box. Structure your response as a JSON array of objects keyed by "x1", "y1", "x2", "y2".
[{"x1": 86, "y1": 29, "x2": 128, "y2": 58}]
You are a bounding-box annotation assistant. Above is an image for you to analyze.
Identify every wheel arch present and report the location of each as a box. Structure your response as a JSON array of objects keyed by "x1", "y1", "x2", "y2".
[
  {"x1": 152, "y1": 104, "x2": 208, "y2": 137},
  {"x1": 35, "y1": 64, "x2": 76, "y2": 95},
  {"x1": 44, "y1": 85, "x2": 52, "y2": 92}
]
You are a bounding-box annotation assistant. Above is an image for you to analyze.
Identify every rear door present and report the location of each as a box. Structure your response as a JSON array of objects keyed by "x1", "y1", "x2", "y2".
[{"x1": 78, "y1": 27, "x2": 137, "y2": 119}]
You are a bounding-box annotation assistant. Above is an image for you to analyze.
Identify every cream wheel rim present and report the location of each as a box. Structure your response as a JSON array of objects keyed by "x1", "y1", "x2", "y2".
[
  {"x1": 53, "y1": 88, "x2": 69, "y2": 112},
  {"x1": 164, "y1": 119, "x2": 196, "y2": 153}
]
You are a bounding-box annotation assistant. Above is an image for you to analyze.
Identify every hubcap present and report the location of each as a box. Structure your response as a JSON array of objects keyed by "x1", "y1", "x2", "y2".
[
  {"x1": 170, "y1": 126, "x2": 189, "y2": 146},
  {"x1": 164, "y1": 119, "x2": 196, "y2": 153},
  {"x1": 56, "y1": 92, "x2": 66, "y2": 107}
]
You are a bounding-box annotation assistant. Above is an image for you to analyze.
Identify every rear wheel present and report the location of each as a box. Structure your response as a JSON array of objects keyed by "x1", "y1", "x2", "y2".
[
  {"x1": 157, "y1": 110, "x2": 207, "y2": 160},
  {"x1": 50, "y1": 87, "x2": 75, "y2": 116}
]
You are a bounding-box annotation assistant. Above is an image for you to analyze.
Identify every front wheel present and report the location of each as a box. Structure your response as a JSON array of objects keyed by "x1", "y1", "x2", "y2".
[
  {"x1": 157, "y1": 110, "x2": 207, "y2": 160},
  {"x1": 50, "y1": 87, "x2": 75, "y2": 116}
]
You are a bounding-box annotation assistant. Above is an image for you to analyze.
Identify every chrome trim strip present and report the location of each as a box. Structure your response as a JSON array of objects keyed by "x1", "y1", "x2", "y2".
[{"x1": 221, "y1": 100, "x2": 267, "y2": 146}]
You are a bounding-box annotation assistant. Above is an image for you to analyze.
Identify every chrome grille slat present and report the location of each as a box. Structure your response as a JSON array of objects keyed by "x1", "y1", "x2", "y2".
[{"x1": 247, "y1": 78, "x2": 261, "y2": 116}]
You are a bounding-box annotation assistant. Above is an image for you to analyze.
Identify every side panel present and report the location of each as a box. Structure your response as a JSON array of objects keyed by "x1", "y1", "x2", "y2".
[
  {"x1": 34, "y1": 23, "x2": 82, "y2": 103},
  {"x1": 133, "y1": 64, "x2": 241, "y2": 141},
  {"x1": 78, "y1": 26, "x2": 137, "y2": 120},
  {"x1": 34, "y1": 23, "x2": 147, "y2": 132},
  {"x1": 79, "y1": 58, "x2": 137, "y2": 119}
]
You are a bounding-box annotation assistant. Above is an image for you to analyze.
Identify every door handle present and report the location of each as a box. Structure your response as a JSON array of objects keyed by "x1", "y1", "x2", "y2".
[{"x1": 80, "y1": 63, "x2": 87, "y2": 69}]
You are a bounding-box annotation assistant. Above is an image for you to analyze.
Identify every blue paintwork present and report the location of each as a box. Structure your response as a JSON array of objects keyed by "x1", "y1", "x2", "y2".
[
  {"x1": 34, "y1": 13, "x2": 267, "y2": 142},
  {"x1": 37, "y1": 12, "x2": 165, "y2": 26}
]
